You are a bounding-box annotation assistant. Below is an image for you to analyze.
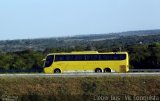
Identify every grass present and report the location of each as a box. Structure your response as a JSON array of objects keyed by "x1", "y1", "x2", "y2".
[{"x1": 0, "y1": 76, "x2": 160, "y2": 101}]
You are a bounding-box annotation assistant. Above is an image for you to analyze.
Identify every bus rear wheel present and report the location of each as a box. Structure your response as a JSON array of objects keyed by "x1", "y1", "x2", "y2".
[
  {"x1": 54, "y1": 68, "x2": 61, "y2": 73},
  {"x1": 104, "y1": 68, "x2": 111, "y2": 73},
  {"x1": 95, "y1": 68, "x2": 102, "y2": 73}
]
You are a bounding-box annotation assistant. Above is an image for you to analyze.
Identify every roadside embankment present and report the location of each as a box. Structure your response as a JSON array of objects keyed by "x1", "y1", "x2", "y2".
[{"x1": 0, "y1": 76, "x2": 160, "y2": 101}]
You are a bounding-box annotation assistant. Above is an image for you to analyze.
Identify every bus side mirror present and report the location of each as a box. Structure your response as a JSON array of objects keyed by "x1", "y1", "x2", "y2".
[{"x1": 42, "y1": 59, "x2": 46, "y2": 61}]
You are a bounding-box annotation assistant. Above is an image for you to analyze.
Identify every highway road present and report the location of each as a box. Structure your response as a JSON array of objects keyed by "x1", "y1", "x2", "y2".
[{"x1": 0, "y1": 73, "x2": 160, "y2": 77}]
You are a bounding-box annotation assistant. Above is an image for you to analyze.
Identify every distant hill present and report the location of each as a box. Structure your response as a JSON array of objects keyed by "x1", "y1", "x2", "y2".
[
  {"x1": 68, "y1": 29, "x2": 160, "y2": 41},
  {"x1": 0, "y1": 29, "x2": 160, "y2": 52},
  {"x1": 116, "y1": 29, "x2": 160, "y2": 36}
]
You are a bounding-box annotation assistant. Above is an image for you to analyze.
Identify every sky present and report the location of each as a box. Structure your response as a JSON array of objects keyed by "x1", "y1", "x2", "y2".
[{"x1": 0, "y1": 0, "x2": 160, "y2": 40}]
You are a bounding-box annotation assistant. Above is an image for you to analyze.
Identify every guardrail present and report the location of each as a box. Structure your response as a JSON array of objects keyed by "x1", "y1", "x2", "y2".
[
  {"x1": 129, "y1": 69, "x2": 160, "y2": 72},
  {"x1": 0, "y1": 69, "x2": 160, "y2": 73},
  {"x1": 0, "y1": 69, "x2": 43, "y2": 73}
]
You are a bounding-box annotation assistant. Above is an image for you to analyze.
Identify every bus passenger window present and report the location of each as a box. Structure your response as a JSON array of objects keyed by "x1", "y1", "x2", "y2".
[
  {"x1": 112, "y1": 54, "x2": 119, "y2": 60},
  {"x1": 99, "y1": 54, "x2": 110, "y2": 60},
  {"x1": 120, "y1": 54, "x2": 126, "y2": 60},
  {"x1": 86, "y1": 54, "x2": 99, "y2": 60},
  {"x1": 55, "y1": 55, "x2": 66, "y2": 61},
  {"x1": 75, "y1": 55, "x2": 85, "y2": 61}
]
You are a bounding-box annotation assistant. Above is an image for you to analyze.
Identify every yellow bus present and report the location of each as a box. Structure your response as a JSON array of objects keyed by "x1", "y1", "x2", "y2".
[{"x1": 43, "y1": 51, "x2": 129, "y2": 73}]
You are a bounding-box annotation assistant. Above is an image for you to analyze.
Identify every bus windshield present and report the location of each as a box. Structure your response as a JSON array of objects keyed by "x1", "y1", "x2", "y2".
[{"x1": 45, "y1": 55, "x2": 54, "y2": 67}]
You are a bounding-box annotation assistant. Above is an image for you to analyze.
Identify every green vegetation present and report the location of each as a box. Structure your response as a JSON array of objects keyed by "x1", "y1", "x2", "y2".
[
  {"x1": 0, "y1": 30, "x2": 160, "y2": 70},
  {"x1": 0, "y1": 30, "x2": 160, "y2": 52},
  {"x1": 0, "y1": 42, "x2": 160, "y2": 70},
  {"x1": 0, "y1": 30, "x2": 159, "y2": 101},
  {"x1": 0, "y1": 50, "x2": 45, "y2": 71},
  {"x1": 0, "y1": 76, "x2": 160, "y2": 101}
]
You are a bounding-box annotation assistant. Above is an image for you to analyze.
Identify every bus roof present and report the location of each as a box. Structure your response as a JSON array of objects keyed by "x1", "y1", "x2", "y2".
[{"x1": 47, "y1": 51, "x2": 128, "y2": 55}]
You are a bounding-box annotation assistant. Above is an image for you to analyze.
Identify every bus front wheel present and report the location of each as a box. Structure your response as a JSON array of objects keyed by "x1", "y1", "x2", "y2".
[
  {"x1": 54, "y1": 68, "x2": 61, "y2": 73},
  {"x1": 95, "y1": 68, "x2": 102, "y2": 73},
  {"x1": 104, "y1": 68, "x2": 111, "y2": 73}
]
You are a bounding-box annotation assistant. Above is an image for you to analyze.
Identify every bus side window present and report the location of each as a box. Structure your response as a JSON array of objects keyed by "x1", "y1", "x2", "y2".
[
  {"x1": 99, "y1": 54, "x2": 110, "y2": 60},
  {"x1": 112, "y1": 54, "x2": 126, "y2": 60},
  {"x1": 112, "y1": 54, "x2": 119, "y2": 60},
  {"x1": 55, "y1": 55, "x2": 86, "y2": 61},
  {"x1": 55, "y1": 55, "x2": 66, "y2": 61},
  {"x1": 86, "y1": 55, "x2": 91, "y2": 60},
  {"x1": 120, "y1": 54, "x2": 126, "y2": 60},
  {"x1": 66, "y1": 55, "x2": 75, "y2": 61},
  {"x1": 86, "y1": 54, "x2": 99, "y2": 60},
  {"x1": 65, "y1": 55, "x2": 71, "y2": 61},
  {"x1": 75, "y1": 55, "x2": 85, "y2": 61}
]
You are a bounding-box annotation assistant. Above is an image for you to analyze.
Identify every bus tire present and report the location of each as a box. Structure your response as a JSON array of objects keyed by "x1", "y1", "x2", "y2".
[
  {"x1": 54, "y1": 68, "x2": 61, "y2": 73},
  {"x1": 104, "y1": 68, "x2": 111, "y2": 73},
  {"x1": 95, "y1": 68, "x2": 102, "y2": 73}
]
